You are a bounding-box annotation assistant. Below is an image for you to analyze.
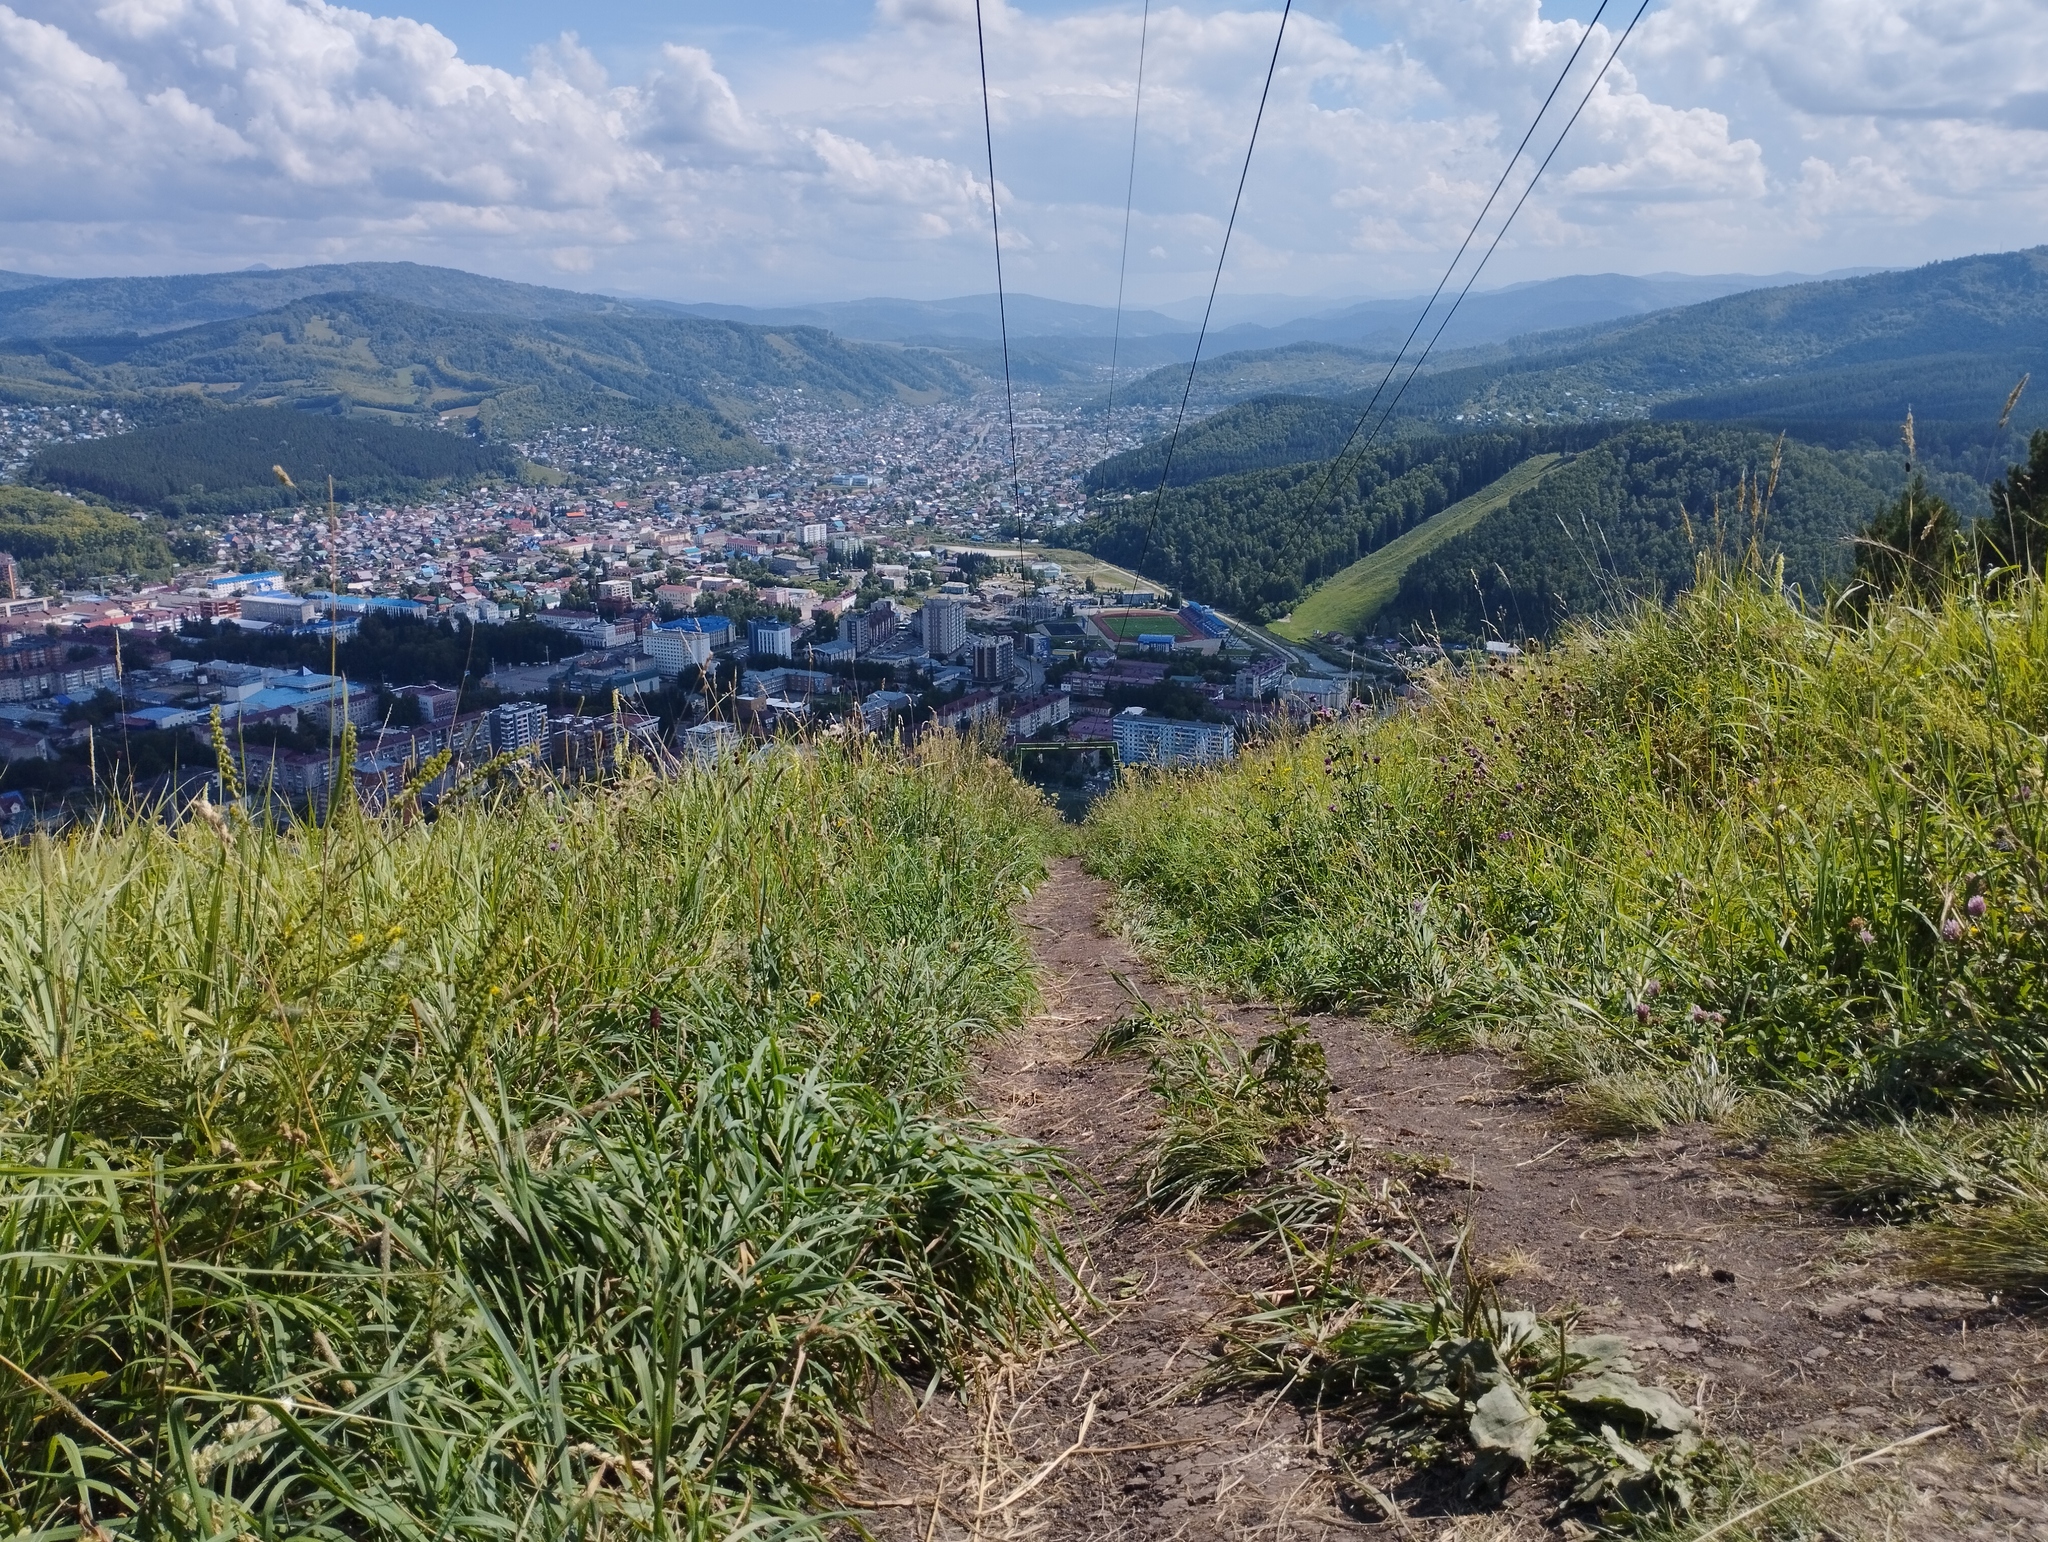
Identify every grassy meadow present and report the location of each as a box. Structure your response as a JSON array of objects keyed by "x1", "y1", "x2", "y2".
[
  {"x1": 1088, "y1": 567, "x2": 2048, "y2": 1287},
  {"x1": 0, "y1": 739, "x2": 1064, "y2": 1539}
]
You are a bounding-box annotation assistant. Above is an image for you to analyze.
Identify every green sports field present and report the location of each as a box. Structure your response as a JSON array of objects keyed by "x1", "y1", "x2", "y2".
[{"x1": 1092, "y1": 609, "x2": 1193, "y2": 641}]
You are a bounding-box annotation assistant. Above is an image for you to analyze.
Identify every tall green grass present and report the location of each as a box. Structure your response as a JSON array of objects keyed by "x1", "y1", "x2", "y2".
[
  {"x1": 1087, "y1": 569, "x2": 2048, "y2": 1278},
  {"x1": 0, "y1": 739, "x2": 1064, "y2": 1538}
]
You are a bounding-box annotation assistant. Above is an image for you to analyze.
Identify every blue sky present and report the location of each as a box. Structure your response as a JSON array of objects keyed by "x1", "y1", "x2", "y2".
[{"x1": 1, "y1": 1, "x2": 2043, "y2": 305}]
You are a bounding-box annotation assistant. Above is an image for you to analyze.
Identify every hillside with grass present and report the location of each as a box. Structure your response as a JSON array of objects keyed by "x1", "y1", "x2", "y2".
[
  {"x1": 0, "y1": 741, "x2": 1065, "y2": 1538},
  {"x1": 1074, "y1": 427, "x2": 1610, "y2": 622},
  {"x1": 1378, "y1": 423, "x2": 1894, "y2": 638},
  {"x1": 1089, "y1": 566, "x2": 2048, "y2": 1290},
  {"x1": 1272, "y1": 453, "x2": 1561, "y2": 639}
]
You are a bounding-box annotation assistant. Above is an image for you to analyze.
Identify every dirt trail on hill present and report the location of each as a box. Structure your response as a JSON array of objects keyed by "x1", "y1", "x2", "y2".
[{"x1": 848, "y1": 859, "x2": 2048, "y2": 1540}]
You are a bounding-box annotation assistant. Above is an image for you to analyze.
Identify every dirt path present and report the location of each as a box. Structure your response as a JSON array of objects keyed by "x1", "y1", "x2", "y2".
[{"x1": 849, "y1": 859, "x2": 2048, "y2": 1540}]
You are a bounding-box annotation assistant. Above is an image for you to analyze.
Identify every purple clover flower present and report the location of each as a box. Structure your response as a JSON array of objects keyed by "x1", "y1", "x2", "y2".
[
  {"x1": 1941, "y1": 916, "x2": 1965, "y2": 942},
  {"x1": 1966, "y1": 894, "x2": 1988, "y2": 919}
]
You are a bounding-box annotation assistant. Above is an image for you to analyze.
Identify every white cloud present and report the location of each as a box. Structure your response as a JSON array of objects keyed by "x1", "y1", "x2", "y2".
[{"x1": 0, "y1": 0, "x2": 2044, "y2": 300}]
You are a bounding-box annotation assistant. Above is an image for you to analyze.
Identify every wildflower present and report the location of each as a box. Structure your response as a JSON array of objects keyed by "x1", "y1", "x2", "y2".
[
  {"x1": 488, "y1": 985, "x2": 501, "y2": 996},
  {"x1": 1328, "y1": 803, "x2": 1339, "y2": 813},
  {"x1": 1941, "y1": 916, "x2": 1965, "y2": 943},
  {"x1": 1634, "y1": 1001, "x2": 1652, "y2": 1024},
  {"x1": 349, "y1": 932, "x2": 365, "y2": 948},
  {"x1": 1496, "y1": 829, "x2": 1514, "y2": 842},
  {"x1": 1966, "y1": 894, "x2": 1988, "y2": 919},
  {"x1": 1642, "y1": 978, "x2": 1662, "y2": 1001},
  {"x1": 808, "y1": 990, "x2": 823, "y2": 1006}
]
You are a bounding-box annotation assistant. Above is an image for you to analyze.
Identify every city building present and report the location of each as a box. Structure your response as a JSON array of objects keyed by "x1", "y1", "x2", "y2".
[
  {"x1": 680, "y1": 719, "x2": 739, "y2": 765},
  {"x1": 1283, "y1": 675, "x2": 1353, "y2": 712},
  {"x1": 747, "y1": 618, "x2": 794, "y2": 659},
  {"x1": 1006, "y1": 691, "x2": 1072, "y2": 739},
  {"x1": 489, "y1": 700, "x2": 550, "y2": 756},
  {"x1": 645, "y1": 618, "x2": 716, "y2": 672},
  {"x1": 1112, "y1": 707, "x2": 1235, "y2": 766},
  {"x1": 1234, "y1": 657, "x2": 1288, "y2": 700},
  {"x1": 921, "y1": 595, "x2": 967, "y2": 658},
  {"x1": 970, "y1": 632, "x2": 1015, "y2": 683},
  {"x1": 392, "y1": 683, "x2": 459, "y2": 722},
  {"x1": 930, "y1": 689, "x2": 1001, "y2": 732},
  {"x1": 239, "y1": 593, "x2": 323, "y2": 628}
]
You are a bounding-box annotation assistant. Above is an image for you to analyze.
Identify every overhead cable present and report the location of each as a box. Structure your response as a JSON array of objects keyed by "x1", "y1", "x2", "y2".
[
  {"x1": 973, "y1": 0, "x2": 1024, "y2": 524},
  {"x1": 1106, "y1": 0, "x2": 1152, "y2": 420},
  {"x1": 1304, "y1": 0, "x2": 1654, "y2": 525},
  {"x1": 1131, "y1": 0, "x2": 1294, "y2": 576}
]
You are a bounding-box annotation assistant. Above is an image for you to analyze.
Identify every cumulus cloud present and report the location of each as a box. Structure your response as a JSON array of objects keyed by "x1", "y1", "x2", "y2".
[{"x1": 0, "y1": 0, "x2": 2045, "y2": 300}]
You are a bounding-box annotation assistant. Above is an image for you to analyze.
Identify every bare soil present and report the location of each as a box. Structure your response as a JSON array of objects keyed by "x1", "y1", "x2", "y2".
[{"x1": 846, "y1": 860, "x2": 2048, "y2": 1540}]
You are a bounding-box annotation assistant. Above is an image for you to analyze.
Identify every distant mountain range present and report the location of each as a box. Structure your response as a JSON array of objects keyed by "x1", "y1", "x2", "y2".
[{"x1": 0, "y1": 261, "x2": 1868, "y2": 369}]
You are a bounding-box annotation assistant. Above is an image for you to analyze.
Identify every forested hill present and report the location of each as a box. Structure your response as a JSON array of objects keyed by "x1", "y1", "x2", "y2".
[
  {"x1": 1377, "y1": 424, "x2": 1891, "y2": 638},
  {"x1": 0, "y1": 261, "x2": 663, "y2": 339},
  {"x1": 1110, "y1": 246, "x2": 2048, "y2": 455},
  {"x1": 1074, "y1": 426, "x2": 1614, "y2": 619},
  {"x1": 1088, "y1": 395, "x2": 1365, "y2": 492},
  {"x1": 1072, "y1": 422, "x2": 1891, "y2": 630},
  {"x1": 31, "y1": 410, "x2": 520, "y2": 519},
  {"x1": 0, "y1": 292, "x2": 971, "y2": 467}
]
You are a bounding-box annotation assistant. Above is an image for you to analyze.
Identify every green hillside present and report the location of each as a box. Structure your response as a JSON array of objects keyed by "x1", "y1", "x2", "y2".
[
  {"x1": 1271, "y1": 453, "x2": 1560, "y2": 639},
  {"x1": 0, "y1": 291, "x2": 973, "y2": 455},
  {"x1": 0, "y1": 260, "x2": 668, "y2": 339},
  {"x1": 1379, "y1": 424, "x2": 1891, "y2": 638},
  {"x1": 1073, "y1": 426, "x2": 1612, "y2": 620},
  {"x1": 0, "y1": 485, "x2": 177, "y2": 588},
  {"x1": 1090, "y1": 569, "x2": 2048, "y2": 1293},
  {"x1": 30, "y1": 408, "x2": 521, "y2": 518},
  {"x1": 0, "y1": 739, "x2": 1065, "y2": 1536},
  {"x1": 1105, "y1": 247, "x2": 2048, "y2": 480}
]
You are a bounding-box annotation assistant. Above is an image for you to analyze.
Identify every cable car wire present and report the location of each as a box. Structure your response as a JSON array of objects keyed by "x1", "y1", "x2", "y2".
[
  {"x1": 973, "y1": 0, "x2": 1023, "y2": 526},
  {"x1": 1303, "y1": 0, "x2": 1653, "y2": 529},
  {"x1": 1131, "y1": 0, "x2": 1294, "y2": 576},
  {"x1": 1106, "y1": 0, "x2": 1152, "y2": 421}
]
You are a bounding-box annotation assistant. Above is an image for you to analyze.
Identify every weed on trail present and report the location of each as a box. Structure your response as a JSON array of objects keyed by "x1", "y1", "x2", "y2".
[
  {"x1": 1087, "y1": 569, "x2": 2048, "y2": 1288},
  {"x1": 1207, "y1": 1229, "x2": 1719, "y2": 1529},
  {"x1": 1093, "y1": 983, "x2": 1722, "y2": 1532},
  {"x1": 1088, "y1": 983, "x2": 1332, "y2": 1214},
  {"x1": 0, "y1": 738, "x2": 1067, "y2": 1538}
]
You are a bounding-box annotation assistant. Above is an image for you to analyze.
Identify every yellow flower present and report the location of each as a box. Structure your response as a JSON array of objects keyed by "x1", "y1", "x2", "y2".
[
  {"x1": 807, "y1": 991, "x2": 823, "y2": 1006},
  {"x1": 349, "y1": 932, "x2": 366, "y2": 948},
  {"x1": 489, "y1": 985, "x2": 501, "y2": 997}
]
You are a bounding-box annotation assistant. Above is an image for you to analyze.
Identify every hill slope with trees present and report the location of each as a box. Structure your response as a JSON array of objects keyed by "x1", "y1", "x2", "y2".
[
  {"x1": 30, "y1": 409, "x2": 521, "y2": 518},
  {"x1": 1110, "y1": 247, "x2": 2048, "y2": 471},
  {"x1": 1378, "y1": 425, "x2": 1892, "y2": 637},
  {"x1": 0, "y1": 485, "x2": 177, "y2": 588},
  {"x1": 0, "y1": 292, "x2": 974, "y2": 474}
]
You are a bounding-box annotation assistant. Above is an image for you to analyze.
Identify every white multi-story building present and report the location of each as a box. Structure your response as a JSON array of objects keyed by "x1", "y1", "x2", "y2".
[
  {"x1": 921, "y1": 596, "x2": 967, "y2": 658},
  {"x1": 681, "y1": 720, "x2": 740, "y2": 765},
  {"x1": 1112, "y1": 707, "x2": 1235, "y2": 767},
  {"x1": 489, "y1": 701, "x2": 550, "y2": 756},
  {"x1": 644, "y1": 620, "x2": 714, "y2": 672}
]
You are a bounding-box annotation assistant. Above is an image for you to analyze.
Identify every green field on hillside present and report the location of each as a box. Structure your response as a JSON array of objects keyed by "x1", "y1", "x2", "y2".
[{"x1": 1271, "y1": 453, "x2": 1559, "y2": 639}]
